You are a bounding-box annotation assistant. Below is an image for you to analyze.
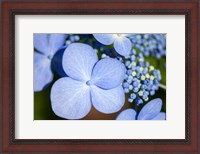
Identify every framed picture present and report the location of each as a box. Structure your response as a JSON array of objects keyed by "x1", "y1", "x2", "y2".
[{"x1": 1, "y1": 0, "x2": 199, "y2": 153}]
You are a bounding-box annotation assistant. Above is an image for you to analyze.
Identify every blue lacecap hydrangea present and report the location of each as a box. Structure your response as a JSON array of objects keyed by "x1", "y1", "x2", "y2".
[
  {"x1": 34, "y1": 33, "x2": 166, "y2": 120},
  {"x1": 122, "y1": 49, "x2": 162, "y2": 105},
  {"x1": 129, "y1": 34, "x2": 166, "y2": 59}
]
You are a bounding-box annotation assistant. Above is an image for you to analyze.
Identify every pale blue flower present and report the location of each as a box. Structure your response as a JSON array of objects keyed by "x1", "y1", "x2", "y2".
[
  {"x1": 93, "y1": 34, "x2": 132, "y2": 56},
  {"x1": 34, "y1": 34, "x2": 66, "y2": 92},
  {"x1": 116, "y1": 98, "x2": 166, "y2": 120},
  {"x1": 50, "y1": 43, "x2": 126, "y2": 119}
]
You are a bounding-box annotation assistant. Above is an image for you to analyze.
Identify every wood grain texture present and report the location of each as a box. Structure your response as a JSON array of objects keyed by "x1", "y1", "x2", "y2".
[{"x1": 0, "y1": 0, "x2": 199, "y2": 153}]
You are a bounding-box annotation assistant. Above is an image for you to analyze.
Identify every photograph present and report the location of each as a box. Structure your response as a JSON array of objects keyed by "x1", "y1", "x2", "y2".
[
  {"x1": 1, "y1": 0, "x2": 199, "y2": 153},
  {"x1": 34, "y1": 34, "x2": 166, "y2": 120}
]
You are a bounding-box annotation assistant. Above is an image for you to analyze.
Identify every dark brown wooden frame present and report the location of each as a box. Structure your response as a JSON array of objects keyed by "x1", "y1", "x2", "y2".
[{"x1": 0, "y1": 0, "x2": 199, "y2": 153}]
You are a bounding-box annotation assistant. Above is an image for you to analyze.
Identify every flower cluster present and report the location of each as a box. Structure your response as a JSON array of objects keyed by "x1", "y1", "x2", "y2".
[
  {"x1": 122, "y1": 49, "x2": 161, "y2": 105},
  {"x1": 65, "y1": 34, "x2": 80, "y2": 45},
  {"x1": 129, "y1": 34, "x2": 166, "y2": 59}
]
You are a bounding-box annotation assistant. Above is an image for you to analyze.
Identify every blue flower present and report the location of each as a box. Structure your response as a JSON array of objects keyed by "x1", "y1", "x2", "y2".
[
  {"x1": 116, "y1": 98, "x2": 166, "y2": 120},
  {"x1": 93, "y1": 34, "x2": 132, "y2": 56},
  {"x1": 34, "y1": 34, "x2": 67, "y2": 92},
  {"x1": 50, "y1": 43, "x2": 126, "y2": 119}
]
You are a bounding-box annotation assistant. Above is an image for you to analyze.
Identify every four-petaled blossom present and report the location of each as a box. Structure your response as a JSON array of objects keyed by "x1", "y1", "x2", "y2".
[
  {"x1": 34, "y1": 34, "x2": 66, "y2": 92},
  {"x1": 93, "y1": 34, "x2": 132, "y2": 56},
  {"x1": 50, "y1": 43, "x2": 126, "y2": 119},
  {"x1": 116, "y1": 98, "x2": 166, "y2": 120}
]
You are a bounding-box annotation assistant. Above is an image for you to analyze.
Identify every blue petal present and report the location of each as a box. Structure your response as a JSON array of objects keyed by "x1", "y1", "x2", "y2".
[
  {"x1": 137, "y1": 98, "x2": 162, "y2": 120},
  {"x1": 93, "y1": 34, "x2": 115, "y2": 45},
  {"x1": 90, "y1": 85, "x2": 125, "y2": 114},
  {"x1": 152, "y1": 112, "x2": 166, "y2": 120},
  {"x1": 116, "y1": 108, "x2": 136, "y2": 120},
  {"x1": 34, "y1": 34, "x2": 66, "y2": 55},
  {"x1": 90, "y1": 58, "x2": 126, "y2": 89},
  {"x1": 49, "y1": 34, "x2": 66, "y2": 55},
  {"x1": 50, "y1": 77, "x2": 92, "y2": 119},
  {"x1": 34, "y1": 52, "x2": 53, "y2": 92},
  {"x1": 62, "y1": 43, "x2": 98, "y2": 82},
  {"x1": 113, "y1": 37, "x2": 132, "y2": 56},
  {"x1": 34, "y1": 34, "x2": 49, "y2": 54}
]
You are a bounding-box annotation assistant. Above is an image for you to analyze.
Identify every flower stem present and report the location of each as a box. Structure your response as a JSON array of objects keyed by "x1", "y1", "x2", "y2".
[{"x1": 159, "y1": 83, "x2": 166, "y2": 90}]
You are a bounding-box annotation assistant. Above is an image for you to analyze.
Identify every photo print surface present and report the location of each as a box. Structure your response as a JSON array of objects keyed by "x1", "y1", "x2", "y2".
[{"x1": 34, "y1": 34, "x2": 166, "y2": 120}]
